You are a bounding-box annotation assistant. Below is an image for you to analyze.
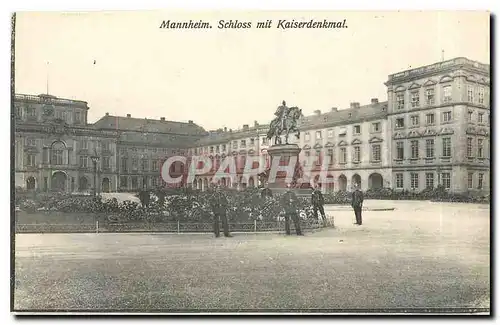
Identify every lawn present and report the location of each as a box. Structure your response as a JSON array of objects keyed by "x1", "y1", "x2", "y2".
[{"x1": 13, "y1": 201, "x2": 490, "y2": 312}]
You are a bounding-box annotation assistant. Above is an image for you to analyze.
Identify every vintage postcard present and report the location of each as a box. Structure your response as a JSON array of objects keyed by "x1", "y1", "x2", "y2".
[{"x1": 11, "y1": 10, "x2": 490, "y2": 314}]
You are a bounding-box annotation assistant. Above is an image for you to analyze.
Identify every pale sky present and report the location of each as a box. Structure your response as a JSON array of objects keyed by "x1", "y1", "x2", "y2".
[{"x1": 14, "y1": 11, "x2": 490, "y2": 130}]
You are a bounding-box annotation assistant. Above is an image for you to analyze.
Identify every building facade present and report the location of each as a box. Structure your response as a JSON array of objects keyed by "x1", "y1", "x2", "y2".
[{"x1": 14, "y1": 57, "x2": 490, "y2": 194}]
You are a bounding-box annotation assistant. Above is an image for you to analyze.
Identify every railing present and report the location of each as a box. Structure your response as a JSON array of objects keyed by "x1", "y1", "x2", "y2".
[
  {"x1": 15, "y1": 220, "x2": 324, "y2": 234},
  {"x1": 15, "y1": 94, "x2": 88, "y2": 108}
]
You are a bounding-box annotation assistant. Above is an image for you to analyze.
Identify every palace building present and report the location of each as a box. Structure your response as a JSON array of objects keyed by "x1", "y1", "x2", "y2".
[{"x1": 14, "y1": 57, "x2": 490, "y2": 194}]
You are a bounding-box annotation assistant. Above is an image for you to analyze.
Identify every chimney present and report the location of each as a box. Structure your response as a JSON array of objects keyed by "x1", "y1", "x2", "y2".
[
  {"x1": 371, "y1": 98, "x2": 379, "y2": 104},
  {"x1": 243, "y1": 124, "x2": 249, "y2": 130},
  {"x1": 350, "y1": 102, "x2": 360, "y2": 109},
  {"x1": 105, "y1": 112, "x2": 109, "y2": 116},
  {"x1": 126, "y1": 114, "x2": 131, "y2": 118},
  {"x1": 229, "y1": 129, "x2": 233, "y2": 133},
  {"x1": 160, "y1": 117, "x2": 165, "y2": 121},
  {"x1": 331, "y1": 107, "x2": 338, "y2": 112},
  {"x1": 224, "y1": 127, "x2": 227, "y2": 132},
  {"x1": 313, "y1": 110, "x2": 321, "y2": 116},
  {"x1": 188, "y1": 120, "x2": 193, "y2": 124}
]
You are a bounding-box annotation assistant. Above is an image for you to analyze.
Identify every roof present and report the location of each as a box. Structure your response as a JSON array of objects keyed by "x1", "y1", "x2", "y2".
[
  {"x1": 92, "y1": 115, "x2": 207, "y2": 136},
  {"x1": 194, "y1": 101, "x2": 388, "y2": 146},
  {"x1": 299, "y1": 101, "x2": 388, "y2": 130}
]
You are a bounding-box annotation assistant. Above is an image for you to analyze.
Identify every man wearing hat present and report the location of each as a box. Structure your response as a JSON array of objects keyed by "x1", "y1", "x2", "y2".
[
  {"x1": 351, "y1": 183, "x2": 364, "y2": 225},
  {"x1": 280, "y1": 183, "x2": 303, "y2": 236},
  {"x1": 311, "y1": 184, "x2": 327, "y2": 227},
  {"x1": 209, "y1": 184, "x2": 232, "y2": 237}
]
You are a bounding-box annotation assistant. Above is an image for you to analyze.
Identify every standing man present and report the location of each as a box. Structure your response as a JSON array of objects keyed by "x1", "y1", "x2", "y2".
[
  {"x1": 280, "y1": 184, "x2": 303, "y2": 236},
  {"x1": 209, "y1": 185, "x2": 232, "y2": 238},
  {"x1": 351, "y1": 183, "x2": 364, "y2": 225},
  {"x1": 311, "y1": 184, "x2": 327, "y2": 227},
  {"x1": 260, "y1": 182, "x2": 273, "y2": 199}
]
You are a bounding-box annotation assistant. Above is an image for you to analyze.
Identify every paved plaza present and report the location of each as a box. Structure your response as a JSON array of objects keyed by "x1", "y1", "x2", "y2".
[{"x1": 14, "y1": 201, "x2": 490, "y2": 311}]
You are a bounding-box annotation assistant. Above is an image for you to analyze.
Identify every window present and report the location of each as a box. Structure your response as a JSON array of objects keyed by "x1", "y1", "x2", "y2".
[
  {"x1": 222, "y1": 144, "x2": 226, "y2": 151},
  {"x1": 371, "y1": 144, "x2": 381, "y2": 162},
  {"x1": 240, "y1": 140, "x2": 246, "y2": 148},
  {"x1": 468, "y1": 173, "x2": 473, "y2": 189},
  {"x1": 232, "y1": 141, "x2": 237, "y2": 149},
  {"x1": 425, "y1": 88, "x2": 435, "y2": 105},
  {"x1": 304, "y1": 132, "x2": 310, "y2": 141},
  {"x1": 327, "y1": 149, "x2": 334, "y2": 165},
  {"x1": 26, "y1": 138, "x2": 36, "y2": 147},
  {"x1": 467, "y1": 137, "x2": 473, "y2": 157},
  {"x1": 396, "y1": 141, "x2": 404, "y2": 160},
  {"x1": 315, "y1": 150, "x2": 321, "y2": 165},
  {"x1": 338, "y1": 128, "x2": 347, "y2": 136},
  {"x1": 315, "y1": 131, "x2": 322, "y2": 140},
  {"x1": 395, "y1": 118, "x2": 405, "y2": 128},
  {"x1": 120, "y1": 176, "x2": 128, "y2": 188},
  {"x1": 410, "y1": 115, "x2": 419, "y2": 127},
  {"x1": 81, "y1": 140, "x2": 88, "y2": 149},
  {"x1": 425, "y1": 173, "x2": 434, "y2": 189},
  {"x1": 477, "y1": 139, "x2": 484, "y2": 158},
  {"x1": 74, "y1": 111, "x2": 82, "y2": 123},
  {"x1": 426, "y1": 113, "x2": 435, "y2": 125},
  {"x1": 121, "y1": 157, "x2": 128, "y2": 172},
  {"x1": 396, "y1": 173, "x2": 404, "y2": 188},
  {"x1": 327, "y1": 129, "x2": 334, "y2": 138},
  {"x1": 80, "y1": 155, "x2": 88, "y2": 168},
  {"x1": 142, "y1": 159, "x2": 149, "y2": 171},
  {"x1": 411, "y1": 140, "x2": 419, "y2": 159},
  {"x1": 468, "y1": 86, "x2": 474, "y2": 102},
  {"x1": 210, "y1": 146, "x2": 214, "y2": 153},
  {"x1": 151, "y1": 177, "x2": 158, "y2": 187},
  {"x1": 339, "y1": 148, "x2": 346, "y2": 164},
  {"x1": 262, "y1": 137, "x2": 268, "y2": 145},
  {"x1": 152, "y1": 160, "x2": 158, "y2": 171},
  {"x1": 442, "y1": 173, "x2": 451, "y2": 189},
  {"x1": 215, "y1": 145, "x2": 220, "y2": 153},
  {"x1": 410, "y1": 173, "x2": 419, "y2": 190},
  {"x1": 478, "y1": 113, "x2": 484, "y2": 124},
  {"x1": 411, "y1": 91, "x2": 420, "y2": 108},
  {"x1": 396, "y1": 93, "x2": 405, "y2": 109},
  {"x1": 478, "y1": 87, "x2": 485, "y2": 104},
  {"x1": 250, "y1": 138, "x2": 255, "y2": 146},
  {"x1": 442, "y1": 111, "x2": 452, "y2": 123},
  {"x1": 353, "y1": 125, "x2": 361, "y2": 134},
  {"x1": 353, "y1": 146, "x2": 360, "y2": 163},
  {"x1": 425, "y1": 139, "x2": 434, "y2": 158},
  {"x1": 478, "y1": 173, "x2": 484, "y2": 189},
  {"x1": 102, "y1": 157, "x2": 110, "y2": 169},
  {"x1": 132, "y1": 158, "x2": 138, "y2": 170},
  {"x1": 131, "y1": 177, "x2": 138, "y2": 189},
  {"x1": 303, "y1": 151, "x2": 310, "y2": 166},
  {"x1": 51, "y1": 149, "x2": 63, "y2": 165},
  {"x1": 442, "y1": 138, "x2": 451, "y2": 157},
  {"x1": 26, "y1": 154, "x2": 36, "y2": 167},
  {"x1": 372, "y1": 122, "x2": 381, "y2": 132},
  {"x1": 26, "y1": 107, "x2": 36, "y2": 118},
  {"x1": 443, "y1": 85, "x2": 452, "y2": 103},
  {"x1": 468, "y1": 111, "x2": 473, "y2": 122}
]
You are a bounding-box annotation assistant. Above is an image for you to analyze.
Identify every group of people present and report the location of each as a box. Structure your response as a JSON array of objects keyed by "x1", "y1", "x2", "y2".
[{"x1": 207, "y1": 182, "x2": 364, "y2": 238}]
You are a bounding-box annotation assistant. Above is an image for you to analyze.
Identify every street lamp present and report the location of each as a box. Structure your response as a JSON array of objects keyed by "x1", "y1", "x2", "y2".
[{"x1": 90, "y1": 154, "x2": 100, "y2": 197}]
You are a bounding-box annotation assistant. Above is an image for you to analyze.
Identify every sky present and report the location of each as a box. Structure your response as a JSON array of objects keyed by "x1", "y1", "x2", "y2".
[{"x1": 14, "y1": 10, "x2": 490, "y2": 131}]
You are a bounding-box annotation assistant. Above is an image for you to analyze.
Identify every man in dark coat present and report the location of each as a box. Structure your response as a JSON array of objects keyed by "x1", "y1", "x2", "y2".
[
  {"x1": 260, "y1": 183, "x2": 273, "y2": 199},
  {"x1": 139, "y1": 188, "x2": 150, "y2": 208},
  {"x1": 280, "y1": 184, "x2": 303, "y2": 236},
  {"x1": 351, "y1": 184, "x2": 364, "y2": 225},
  {"x1": 209, "y1": 185, "x2": 231, "y2": 237},
  {"x1": 311, "y1": 184, "x2": 327, "y2": 227}
]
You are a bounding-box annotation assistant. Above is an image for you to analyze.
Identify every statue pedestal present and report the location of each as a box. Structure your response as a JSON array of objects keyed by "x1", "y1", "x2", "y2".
[{"x1": 266, "y1": 144, "x2": 311, "y2": 197}]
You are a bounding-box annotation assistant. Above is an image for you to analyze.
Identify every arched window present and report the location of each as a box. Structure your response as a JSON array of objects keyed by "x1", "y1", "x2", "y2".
[{"x1": 50, "y1": 141, "x2": 66, "y2": 165}]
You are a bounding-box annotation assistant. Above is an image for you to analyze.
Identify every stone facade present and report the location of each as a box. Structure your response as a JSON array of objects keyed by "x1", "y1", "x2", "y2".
[{"x1": 14, "y1": 57, "x2": 490, "y2": 194}]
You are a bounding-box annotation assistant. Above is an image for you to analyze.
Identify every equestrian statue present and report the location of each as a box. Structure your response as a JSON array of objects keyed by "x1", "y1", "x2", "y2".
[{"x1": 266, "y1": 101, "x2": 303, "y2": 145}]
